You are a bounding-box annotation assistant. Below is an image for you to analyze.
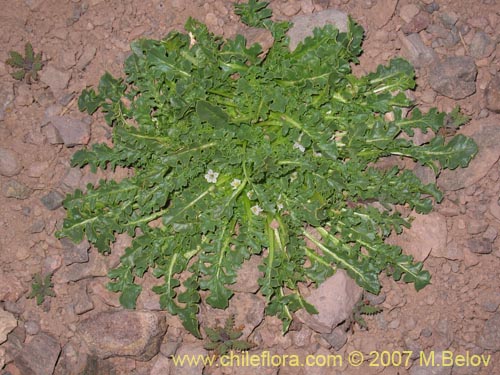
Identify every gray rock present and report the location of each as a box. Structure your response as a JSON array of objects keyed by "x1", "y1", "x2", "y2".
[
  {"x1": 287, "y1": 9, "x2": 348, "y2": 51},
  {"x1": 14, "y1": 333, "x2": 61, "y2": 375},
  {"x1": 427, "y1": 23, "x2": 450, "y2": 39},
  {"x1": 321, "y1": 326, "x2": 347, "y2": 350},
  {"x1": 0, "y1": 308, "x2": 17, "y2": 344},
  {"x1": 404, "y1": 337, "x2": 422, "y2": 359},
  {"x1": 370, "y1": 0, "x2": 398, "y2": 28},
  {"x1": 388, "y1": 212, "x2": 447, "y2": 262},
  {"x1": 56, "y1": 252, "x2": 110, "y2": 283},
  {"x1": 401, "y1": 13, "x2": 431, "y2": 34},
  {"x1": 39, "y1": 65, "x2": 71, "y2": 92},
  {"x1": 172, "y1": 343, "x2": 207, "y2": 375},
  {"x1": 41, "y1": 190, "x2": 64, "y2": 210},
  {"x1": 478, "y1": 312, "x2": 500, "y2": 351},
  {"x1": 60, "y1": 167, "x2": 82, "y2": 191},
  {"x1": 437, "y1": 199, "x2": 461, "y2": 217},
  {"x1": 290, "y1": 326, "x2": 312, "y2": 347},
  {"x1": 49, "y1": 116, "x2": 91, "y2": 147},
  {"x1": 14, "y1": 84, "x2": 33, "y2": 107},
  {"x1": 0, "y1": 272, "x2": 26, "y2": 302},
  {"x1": 2, "y1": 180, "x2": 32, "y2": 200},
  {"x1": 230, "y1": 255, "x2": 261, "y2": 293},
  {"x1": 413, "y1": 164, "x2": 436, "y2": 185},
  {"x1": 30, "y1": 219, "x2": 46, "y2": 234},
  {"x1": 429, "y1": 57, "x2": 477, "y2": 99},
  {"x1": 490, "y1": 197, "x2": 500, "y2": 222},
  {"x1": 424, "y1": 2, "x2": 439, "y2": 14},
  {"x1": 230, "y1": 292, "x2": 266, "y2": 339},
  {"x1": 467, "y1": 219, "x2": 489, "y2": 235},
  {"x1": 77, "y1": 45, "x2": 97, "y2": 71},
  {"x1": 479, "y1": 292, "x2": 500, "y2": 313},
  {"x1": 42, "y1": 124, "x2": 64, "y2": 144},
  {"x1": 435, "y1": 241, "x2": 463, "y2": 261},
  {"x1": 24, "y1": 320, "x2": 40, "y2": 336},
  {"x1": 281, "y1": 1, "x2": 301, "y2": 17},
  {"x1": 159, "y1": 327, "x2": 182, "y2": 357},
  {"x1": 150, "y1": 354, "x2": 171, "y2": 375},
  {"x1": 434, "y1": 319, "x2": 454, "y2": 350},
  {"x1": 295, "y1": 269, "x2": 362, "y2": 333},
  {"x1": 410, "y1": 351, "x2": 452, "y2": 375},
  {"x1": 365, "y1": 291, "x2": 386, "y2": 305},
  {"x1": 27, "y1": 161, "x2": 49, "y2": 178},
  {"x1": 438, "y1": 119, "x2": 500, "y2": 191},
  {"x1": 78, "y1": 310, "x2": 167, "y2": 360},
  {"x1": 469, "y1": 31, "x2": 496, "y2": 59},
  {"x1": 467, "y1": 238, "x2": 493, "y2": 254},
  {"x1": 0, "y1": 82, "x2": 14, "y2": 121},
  {"x1": 53, "y1": 340, "x2": 89, "y2": 375},
  {"x1": 0, "y1": 148, "x2": 22, "y2": 177},
  {"x1": 483, "y1": 226, "x2": 498, "y2": 242},
  {"x1": 88, "y1": 278, "x2": 121, "y2": 307},
  {"x1": 73, "y1": 286, "x2": 94, "y2": 315},
  {"x1": 438, "y1": 32, "x2": 461, "y2": 48},
  {"x1": 399, "y1": 4, "x2": 420, "y2": 23},
  {"x1": 439, "y1": 11, "x2": 459, "y2": 28},
  {"x1": 60, "y1": 237, "x2": 90, "y2": 265},
  {"x1": 399, "y1": 33, "x2": 438, "y2": 69},
  {"x1": 485, "y1": 73, "x2": 500, "y2": 113}
]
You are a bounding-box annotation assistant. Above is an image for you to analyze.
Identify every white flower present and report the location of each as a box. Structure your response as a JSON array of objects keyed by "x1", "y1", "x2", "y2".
[
  {"x1": 246, "y1": 191, "x2": 254, "y2": 200},
  {"x1": 189, "y1": 32, "x2": 197, "y2": 47},
  {"x1": 277, "y1": 203, "x2": 284, "y2": 211},
  {"x1": 230, "y1": 178, "x2": 241, "y2": 190},
  {"x1": 313, "y1": 151, "x2": 322, "y2": 157},
  {"x1": 204, "y1": 169, "x2": 219, "y2": 183},
  {"x1": 290, "y1": 171, "x2": 298, "y2": 182},
  {"x1": 251, "y1": 204, "x2": 263, "y2": 216},
  {"x1": 293, "y1": 142, "x2": 305, "y2": 153}
]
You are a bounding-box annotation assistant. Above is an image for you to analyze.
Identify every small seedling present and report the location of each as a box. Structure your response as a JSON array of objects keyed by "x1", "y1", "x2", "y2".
[
  {"x1": 204, "y1": 315, "x2": 256, "y2": 356},
  {"x1": 27, "y1": 272, "x2": 56, "y2": 305},
  {"x1": 348, "y1": 298, "x2": 383, "y2": 332},
  {"x1": 6, "y1": 42, "x2": 43, "y2": 83}
]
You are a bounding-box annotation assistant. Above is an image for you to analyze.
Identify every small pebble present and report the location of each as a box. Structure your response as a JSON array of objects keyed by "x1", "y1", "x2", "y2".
[
  {"x1": 421, "y1": 327, "x2": 433, "y2": 337},
  {"x1": 3, "y1": 180, "x2": 32, "y2": 200},
  {"x1": 442, "y1": 262, "x2": 452, "y2": 274},
  {"x1": 41, "y1": 191, "x2": 65, "y2": 210},
  {"x1": 388, "y1": 319, "x2": 400, "y2": 329},
  {"x1": 482, "y1": 226, "x2": 498, "y2": 242},
  {"x1": 24, "y1": 320, "x2": 41, "y2": 335},
  {"x1": 424, "y1": 2, "x2": 439, "y2": 13}
]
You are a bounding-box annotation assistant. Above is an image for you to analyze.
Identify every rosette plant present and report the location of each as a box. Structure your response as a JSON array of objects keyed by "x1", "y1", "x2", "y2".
[{"x1": 57, "y1": 1, "x2": 477, "y2": 337}]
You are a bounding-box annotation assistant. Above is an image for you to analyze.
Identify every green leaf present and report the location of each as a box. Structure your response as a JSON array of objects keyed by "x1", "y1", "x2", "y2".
[
  {"x1": 119, "y1": 283, "x2": 142, "y2": 309},
  {"x1": 25, "y1": 42, "x2": 34, "y2": 61},
  {"x1": 400, "y1": 134, "x2": 478, "y2": 173},
  {"x1": 196, "y1": 100, "x2": 229, "y2": 128},
  {"x1": 78, "y1": 88, "x2": 103, "y2": 115},
  {"x1": 11, "y1": 70, "x2": 26, "y2": 81},
  {"x1": 234, "y1": 0, "x2": 272, "y2": 28},
  {"x1": 6, "y1": 51, "x2": 24, "y2": 68}
]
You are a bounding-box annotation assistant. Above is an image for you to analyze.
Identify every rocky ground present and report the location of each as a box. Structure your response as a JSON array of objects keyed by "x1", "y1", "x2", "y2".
[{"x1": 0, "y1": 0, "x2": 499, "y2": 374}]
